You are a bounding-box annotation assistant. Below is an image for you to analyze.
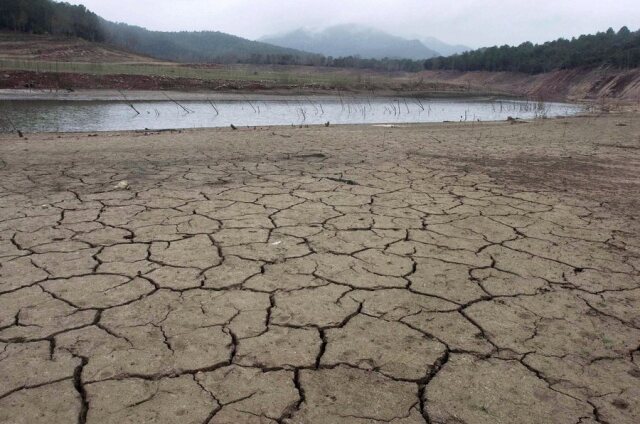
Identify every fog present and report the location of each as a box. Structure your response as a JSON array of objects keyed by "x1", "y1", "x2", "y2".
[{"x1": 68, "y1": 0, "x2": 639, "y2": 48}]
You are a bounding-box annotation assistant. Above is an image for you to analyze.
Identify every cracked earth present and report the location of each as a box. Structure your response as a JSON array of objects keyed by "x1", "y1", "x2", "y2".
[{"x1": 0, "y1": 112, "x2": 639, "y2": 424}]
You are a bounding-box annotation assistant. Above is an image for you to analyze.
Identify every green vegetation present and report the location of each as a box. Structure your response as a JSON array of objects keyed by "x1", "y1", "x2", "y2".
[
  {"x1": 0, "y1": 0, "x2": 104, "y2": 41},
  {"x1": 424, "y1": 27, "x2": 640, "y2": 73}
]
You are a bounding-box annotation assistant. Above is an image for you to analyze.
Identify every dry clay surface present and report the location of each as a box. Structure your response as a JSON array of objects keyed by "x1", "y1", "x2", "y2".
[{"x1": 0, "y1": 113, "x2": 639, "y2": 424}]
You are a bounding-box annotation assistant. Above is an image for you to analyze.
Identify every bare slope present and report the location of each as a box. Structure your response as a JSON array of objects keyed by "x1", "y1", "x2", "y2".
[
  {"x1": 0, "y1": 31, "x2": 161, "y2": 63},
  {"x1": 421, "y1": 67, "x2": 640, "y2": 102}
]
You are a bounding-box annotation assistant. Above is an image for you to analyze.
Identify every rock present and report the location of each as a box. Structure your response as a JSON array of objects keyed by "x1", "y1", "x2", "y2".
[{"x1": 114, "y1": 180, "x2": 129, "y2": 190}]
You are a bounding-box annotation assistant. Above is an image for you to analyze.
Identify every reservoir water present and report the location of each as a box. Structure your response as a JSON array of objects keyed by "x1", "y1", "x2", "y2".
[{"x1": 0, "y1": 96, "x2": 582, "y2": 133}]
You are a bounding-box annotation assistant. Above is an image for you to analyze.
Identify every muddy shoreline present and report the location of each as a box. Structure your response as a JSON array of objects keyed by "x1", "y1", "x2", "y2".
[
  {"x1": 1, "y1": 111, "x2": 635, "y2": 211},
  {"x1": 0, "y1": 87, "x2": 514, "y2": 102}
]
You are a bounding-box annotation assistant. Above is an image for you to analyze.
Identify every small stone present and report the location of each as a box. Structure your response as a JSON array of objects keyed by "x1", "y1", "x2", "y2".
[{"x1": 114, "y1": 180, "x2": 130, "y2": 190}]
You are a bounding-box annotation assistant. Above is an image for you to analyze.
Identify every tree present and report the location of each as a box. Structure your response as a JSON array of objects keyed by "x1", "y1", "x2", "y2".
[
  {"x1": 423, "y1": 27, "x2": 640, "y2": 73},
  {"x1": 0, "y1": 0, "x2": 104, "y2": 41}
]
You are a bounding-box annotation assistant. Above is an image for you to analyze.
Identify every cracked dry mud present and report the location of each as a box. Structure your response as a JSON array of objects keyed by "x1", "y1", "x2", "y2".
[{"x1": 0, "y1": 112, "x2": 639, "y2": 424}]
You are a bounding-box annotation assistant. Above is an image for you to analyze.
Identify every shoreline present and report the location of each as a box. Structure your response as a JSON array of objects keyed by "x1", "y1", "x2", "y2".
[
  {"x1": 1, "y1": 110, "x2": 636, "y2": 205},
  {"x1": 0, "y1": 109, "x2": 588, "y2": 136},
  {"x1": 0, "y1": 88, "x2": 519, "y2": 102}
]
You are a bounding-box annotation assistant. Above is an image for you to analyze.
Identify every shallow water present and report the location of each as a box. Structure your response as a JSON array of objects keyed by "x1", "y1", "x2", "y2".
[{"x1": 0, "y1": 97, "x2": 582, "y2": 133}]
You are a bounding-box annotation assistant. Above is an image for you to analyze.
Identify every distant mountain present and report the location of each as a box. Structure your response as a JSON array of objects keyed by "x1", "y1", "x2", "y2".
[
  {"x1": 100, "y1": 21, "x2": 323, "y2": 65},
  {"x1": 0, "y1": 0, "x2": 322, "y2": 65},
  {"x1": 422, "y1": 36, "x2": 470, "y2": 57},
  {"x1": 262, "y1": 25, "x2": 440, "y2": 60}
]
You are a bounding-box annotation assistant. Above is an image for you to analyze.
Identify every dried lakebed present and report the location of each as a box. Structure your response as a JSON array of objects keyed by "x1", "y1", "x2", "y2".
[
  {"x1": 0, "y1": 113, "x2": 639, "y2": 423},
  {"x1": 0, "y1": 95, "x2": 581, "y2": 132}
]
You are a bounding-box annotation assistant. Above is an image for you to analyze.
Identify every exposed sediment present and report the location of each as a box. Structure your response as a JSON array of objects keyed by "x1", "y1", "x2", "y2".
[{"x1": 0, "y1": 112, "x2": 639, "y2": 423}]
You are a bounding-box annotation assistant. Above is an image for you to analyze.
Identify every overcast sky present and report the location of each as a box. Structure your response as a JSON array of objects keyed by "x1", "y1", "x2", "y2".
[{"x1": 68, "y1": 0, "x2": 639, "y2": 48}]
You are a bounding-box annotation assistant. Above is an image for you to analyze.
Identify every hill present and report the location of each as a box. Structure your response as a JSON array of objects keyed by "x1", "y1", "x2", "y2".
[
  {"x1": 425, "y1": 27, "x2": 640, "y2": 73},
  {"x1": 0, "y1": 0, "x2": 103, "y2": 41},
  {"x1": 419, "y1": 67, "x2": 640, "y2": 102},
  {"x1": 99, "y1": 21, "x2": 323, "y2": 65},
  {"x1": 262, "y1": 25, "x2": 439, "y2": 60},
  {"x1": 0, "y1": 0, "x2": 323, "y2": 65},
  {"x1": 0, "y1": 31, "x2": 161, "y2": 63}
]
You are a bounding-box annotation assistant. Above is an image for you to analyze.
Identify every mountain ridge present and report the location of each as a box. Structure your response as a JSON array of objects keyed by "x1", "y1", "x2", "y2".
[
  {"x1": 261, "y1": 24, "x2": 440, "y2": 60},
  {"x1": 421, "y1": 36, "x2": 470, "y2": 56},
  {"x1": 99, "y1": 20, "x2": 324, "y2": 65}
]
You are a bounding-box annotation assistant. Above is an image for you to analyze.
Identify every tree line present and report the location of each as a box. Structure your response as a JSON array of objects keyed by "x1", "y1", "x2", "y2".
[
  {"x1": 325, "y1": 27, "x2": 640, "y2": 73},
  {"x1": 0, "y1": 0, "x2": 104, "y2": 41},
  {"x1": 423, "y1": 27, "x2": 640, "y2": 73}
]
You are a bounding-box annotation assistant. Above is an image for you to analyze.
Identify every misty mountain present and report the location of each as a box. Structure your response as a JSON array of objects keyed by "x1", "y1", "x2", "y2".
[
  {"x1": 100, "y1": 20, "x2": 323, "y2": 65},
  {"x1": 422, "y1": 36, "x2": 470, "y2": 56},
  {"x1": 262, "y1": 25, "x2": 439, "y2": 60},
  {"x1": 0, "y1": 0, "x2": 323, "y2": 65}
]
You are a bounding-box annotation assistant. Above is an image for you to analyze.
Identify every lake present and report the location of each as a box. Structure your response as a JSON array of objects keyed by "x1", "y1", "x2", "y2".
[{"x1": 0, "y1": 96, "x2": 582, "y2": 133}]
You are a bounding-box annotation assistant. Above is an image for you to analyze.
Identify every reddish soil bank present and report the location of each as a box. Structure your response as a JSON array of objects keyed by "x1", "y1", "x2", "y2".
[
  {"x1": 0, "y1": 70, "x2": 467, "y2": 95},
  {"x1": 420, "y1": 67, "x2": 640, "y2": 102},
  {"x1": 0, "y1": 70, "x2": 277, "y2": 92}
]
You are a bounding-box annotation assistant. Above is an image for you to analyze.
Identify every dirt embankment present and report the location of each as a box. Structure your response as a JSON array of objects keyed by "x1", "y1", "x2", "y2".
[
  {"x1": 420, "y1": 67, "x2": 640, "y2": 102},
  {"x1": 0, "y1": 69, "x2": 473, "y2": 95},
  {"x1": 3, "y1": 67, "x2": 639, "y2": 102},
  {"x1": 0, "y1": 31, "x2": 160, "y2": 63},
  {"x1": 0, "y1": 70, "x2": 277, "y2": 92}
]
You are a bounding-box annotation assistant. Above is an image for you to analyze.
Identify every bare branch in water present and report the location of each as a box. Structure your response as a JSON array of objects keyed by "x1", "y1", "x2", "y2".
[
  {"x1": 208, "y1": 100, "x2": 219, "y2": 115},
  {"x1": 243, "y1": 96, "x2": 258, "y2": 113},
  {"x1": 118, "y1": 90, "x2": 140, "y2": 115},
  {"x1": 163, "y1": 92, "x2": 193, "y2": 114},
  {"x1": 5, "y1": 116, "x2": 23, "y2": 137}
]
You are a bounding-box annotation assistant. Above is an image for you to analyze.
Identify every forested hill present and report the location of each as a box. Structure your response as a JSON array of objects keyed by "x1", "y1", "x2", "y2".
[
  {"x1": 0, "y1": 0, "x2": 322, "y2": 65},
  {"x1": 424, "y1": 27, "x2": 640, "y2": 74},
  {"x1": 0, "y1": 0, "x2": 103, "y2": 41},
  {"x1": 99, "y1": 21, "x2": 323, "y2": 65}
]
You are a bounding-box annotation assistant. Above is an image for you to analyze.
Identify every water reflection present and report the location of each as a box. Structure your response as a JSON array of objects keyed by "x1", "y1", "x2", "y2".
[{"x1": 0, "y1": 97, "x2": 582, "y2": 133}]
